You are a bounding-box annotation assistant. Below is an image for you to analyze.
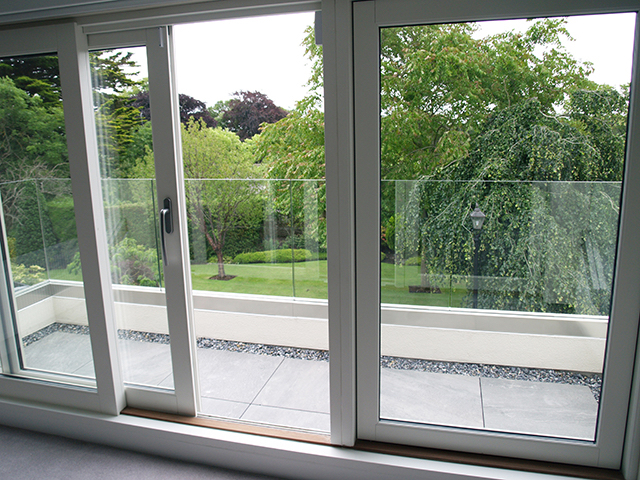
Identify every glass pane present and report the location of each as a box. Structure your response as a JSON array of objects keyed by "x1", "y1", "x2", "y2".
[
  {"x1": 91, "y1": 47, "x2": 174, "y2": 390},
  {"x1": 378, "y1": 13, "x2": 635, "y2": 440},
  {"x1": 174, "y1": 12, "x2": 329, "y2": 433},
  {"x1": 0, "y1": 54, "x2": 95, "y2": 380}
]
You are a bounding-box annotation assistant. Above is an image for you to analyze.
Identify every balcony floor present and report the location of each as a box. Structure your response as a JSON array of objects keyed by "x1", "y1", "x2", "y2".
[{"x1": 23, "y1": 330, "x2": 597, "y2": 440}]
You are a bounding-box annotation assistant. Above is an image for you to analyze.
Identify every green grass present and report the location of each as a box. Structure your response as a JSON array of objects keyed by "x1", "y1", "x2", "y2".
[
  {"x1": 49, "y1": 268, "x2": 83, "y2": 282},
  {"x1": 50, "y1": 260, "x2": 469, "y2": 307},
  {"x1": 190, "y1": 261, "x2": 328, "y2": 299},
  {"x1": 380, "y1": 262, "x2": 469, "y2": 307}
]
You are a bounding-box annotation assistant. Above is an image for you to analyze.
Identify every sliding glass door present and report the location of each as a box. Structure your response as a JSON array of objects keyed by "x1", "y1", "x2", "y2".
[
  {"x1": 171, "y1": 12, "x2": 329, "y2": 433},
  {"x1": 85, "y1": 12, "x2": 329, "y2": 432},
  {"x1": 87, "y1": 27, "x2": 198, "y2": 414},
  {"x1": 354, "y1": 0, "x2": 640, "y2": 467}
]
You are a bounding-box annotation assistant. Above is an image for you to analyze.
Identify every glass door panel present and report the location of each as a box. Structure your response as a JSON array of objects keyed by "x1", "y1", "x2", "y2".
[
  {"x1": 90, "y1": 46, "x2": 174, "y2": 390},
  {"x1": 355, "y1": 1, "x2": 640, "y2": 463},
  {"x1": 173, "y1": 12, "x2": 329, "y2": 433},
  {"x1": 0, "y1": 53, "x2": 96, "y2": 381},
  {"x1": 378, "y1": 13, "x2": 634, "y2": 441}
]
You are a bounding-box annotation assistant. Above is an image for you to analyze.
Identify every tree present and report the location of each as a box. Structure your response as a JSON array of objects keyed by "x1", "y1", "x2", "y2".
[
  {"x1": 220, "y1": 91, "x2": 287, "y2": 141},
  {"x1": 398, "y1": 90, "x2": 628, "y2": 314},
  {"x1": 0, "y1": 55, "x2": 62, "y2": 107},
  {"x1": 0, "y1": 77, "x2": 68, "y2": 232},
  {"x1": 379, "y1": 19, "x2": 595, "y2": 180},
  {"x1": 140, "y1": 119, "x2": 260, "y2": 278},
  {"x1": 129, "y1": 91, "x2": 217, "y2": 127},
  {"x1": 253, "y1": 103, "x2": 326, "y2": 250}
]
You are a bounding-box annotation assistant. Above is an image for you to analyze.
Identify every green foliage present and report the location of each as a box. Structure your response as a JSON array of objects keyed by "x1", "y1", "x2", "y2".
[
  {"x1": 10, "y1": 182, "x2": 57, "y2": 268},
  {"x1": 67, "y1": 237, "x2": 160, "y2": 287},
  {"x1": 0, "y1": 55, "x2": 62, "y2": 107},
  {"x1": 103, "y1": 201, "x2": 158, "y2": 249},
  {"x1": 6, "y1": 237, "x2": 16, "y2": 260},
  {"x1": 180, "y1": 119, "x2": 261, "y2": 277},
  {"x1": 11, "y1": 264, "x2": 46, "y2": 286},
  {"x1": 47, "y1": 195, "x2": 77, "y2": 242},
  {"x1": 91, "y1": 50, "x2": 147, "y2": 177},
  {"x1": 379, "y1": 19, "x2": 595, "y2": 180},
  {"x1": 233, "y1": 249, "x2": 313, "y2": 264},
  {"x1": 0, "y1": 77, "x2": 68, "y2": 181}
]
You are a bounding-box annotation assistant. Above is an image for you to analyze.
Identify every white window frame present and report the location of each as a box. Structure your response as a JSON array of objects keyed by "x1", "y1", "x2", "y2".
[
  {"x1": 0, "y1": 23, "x2": 124, "y2": 414},
  {"x1": 353, "y1": 0, "x2": 640, "y2": 469},
  {"x1": 1, "y1": 0, "x2": 640, "y2": 478}
]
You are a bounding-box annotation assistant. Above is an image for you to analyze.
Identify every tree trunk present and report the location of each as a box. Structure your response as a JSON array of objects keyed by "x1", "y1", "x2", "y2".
[
  {"x1": 217, "y1": 250, "x2": 225, "y2": 278},
  {"x1": 420, "y1": 252, "x2": 431, "y2": 289}
]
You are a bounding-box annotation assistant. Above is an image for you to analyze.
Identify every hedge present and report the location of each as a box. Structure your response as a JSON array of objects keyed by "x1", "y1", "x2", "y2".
[{"x1": 233, "y1": 249, "x2": 313, "y2": 264}]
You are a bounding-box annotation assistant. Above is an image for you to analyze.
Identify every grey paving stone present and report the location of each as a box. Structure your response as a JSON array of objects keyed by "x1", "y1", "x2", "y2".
[
  {"x1": 196, "y1": 349, "x2": 283, "y2": 403},
  {"x1": 240, "y1": 404, "x2": 330, "y2": 432},
  {"x1": 481, "y1": 377, "x2": 598, "y2": 440},
  {"x1": 380, "y1": 368, "x2": 484, "y2": 429},
  {"x1": 199, "y1": 397, "x2": 249, "y2": 419},
  {"x1": 252, "y1": 358, "x2": 329, "y2": 414},
  {"x1": 23, "y1": 332, "x2": 94, "y2": 377},
  {"x1": 118, "y1": 339, "x2": 174, "y2": 388}
]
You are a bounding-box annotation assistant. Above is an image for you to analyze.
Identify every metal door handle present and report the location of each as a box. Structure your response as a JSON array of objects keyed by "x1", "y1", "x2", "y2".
[{"x1": 160, "y1": 197, "x2": 173, "y2": 266}]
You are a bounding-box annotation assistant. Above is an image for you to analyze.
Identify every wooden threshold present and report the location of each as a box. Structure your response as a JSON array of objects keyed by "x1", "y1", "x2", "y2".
[
  {"x1": 122, "y1": 407, "x2": 332, "y2": 445},
  {"x1": 355, "y1": 440, "x2": 623, "y2": 480},
  {"x1": 123, "y1": 408, "x2": 622, "y2": 479}
]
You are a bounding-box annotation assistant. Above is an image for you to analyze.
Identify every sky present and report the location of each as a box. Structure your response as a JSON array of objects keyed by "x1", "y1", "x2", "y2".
[
  {"x1": 128, "y1": 11, "x2": 636, "y2": 111},
  {"x1": 173, "y1": 12, "x2": 315, "y2": 111}
]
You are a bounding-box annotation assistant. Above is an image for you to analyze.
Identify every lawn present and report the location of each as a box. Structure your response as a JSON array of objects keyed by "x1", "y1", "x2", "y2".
[{"x1": 49, "y1": 260, "x2": 470, "y2": 307}]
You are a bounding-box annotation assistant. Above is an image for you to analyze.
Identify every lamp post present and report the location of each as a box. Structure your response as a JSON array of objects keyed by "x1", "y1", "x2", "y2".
[{"x1": 470, "y1": 204, "x2": 486, "y2": 309}]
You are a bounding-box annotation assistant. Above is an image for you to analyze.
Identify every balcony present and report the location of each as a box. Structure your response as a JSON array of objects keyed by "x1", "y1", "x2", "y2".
[{"x1": 4, "y1": 177, "x2": 614, "y2": 439}]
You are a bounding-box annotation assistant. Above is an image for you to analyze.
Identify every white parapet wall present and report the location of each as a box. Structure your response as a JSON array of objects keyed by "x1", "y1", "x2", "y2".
[{"x1": 15, "y1": 280, "x2": 608, "y2": 372}]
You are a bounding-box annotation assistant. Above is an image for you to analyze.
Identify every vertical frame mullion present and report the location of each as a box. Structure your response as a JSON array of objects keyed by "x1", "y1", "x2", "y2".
[
  {"x1": 146, "y1": 26, "x2": 198, "y2": 416},
  {"x1": 353, "y1": 0, "x2": 382, "y2": 440},
  {"x1": 57, "y1": 22, "x2": 124, "y2": 415},
  {"x1": 325, "y1": 0, "x2": 358, "y2": 446}
]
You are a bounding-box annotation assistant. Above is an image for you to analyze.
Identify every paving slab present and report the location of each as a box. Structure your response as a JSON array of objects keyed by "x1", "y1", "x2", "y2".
[
  {"x1": 380, "y1": 368, "x2": 484, "y2": 429},
  {"x1": 481, "y1": 377, "x2": 598, "y2": 440},
  {"x1": 23, "y1": 332, "x2": 94, "y2": 377},
  {"x1": 118, "y1": 339, "x2": 174, "y2": 388},
  {"x1": 197, "y1": 349, "x2": 283, "y2": 403},
  {"x1": 241, "y1": 404, "x2": 330, "y2": 432},
  {"x1": 252, "y1": 358, "x2": 329, "y2": 414},
  {"x1": 200, "y1": 397, "x2": 249, "y2": 419}
]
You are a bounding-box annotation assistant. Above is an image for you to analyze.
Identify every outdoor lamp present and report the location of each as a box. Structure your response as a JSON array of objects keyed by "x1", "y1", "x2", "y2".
[{"x1": 470, "y1": 204, "x2": 486, "y2": 230}]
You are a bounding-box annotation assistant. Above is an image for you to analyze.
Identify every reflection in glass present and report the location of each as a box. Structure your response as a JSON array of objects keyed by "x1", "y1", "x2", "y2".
[
  {"x1": 378, "y1": 14, "x2": 634, "y2": 440},
  {"x1": 91, "y1": 47, "x2": 174, "y2": 389}
]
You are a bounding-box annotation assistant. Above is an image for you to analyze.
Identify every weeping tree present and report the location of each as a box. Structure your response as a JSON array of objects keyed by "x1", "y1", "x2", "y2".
[{"x1": 399, "y1": 90, "x2": 627, "y2": 314}]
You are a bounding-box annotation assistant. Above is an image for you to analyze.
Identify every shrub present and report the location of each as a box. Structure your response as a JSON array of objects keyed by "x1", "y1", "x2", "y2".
[
  {"x1": 233, "y1": 249, "x2": 313, "y2": 264},
  {"x1": 47, "y1": 195, "x2": 77, "y2": 242},
  {"x1": 405, "y1": 256, "x2": 421, "y2": 266},
  {"x1": 67, "y1": 237, "x2": 160, "y2": 287},
  {"x1": 12, "y1": 264, "x2": 45, "y2": 286}
]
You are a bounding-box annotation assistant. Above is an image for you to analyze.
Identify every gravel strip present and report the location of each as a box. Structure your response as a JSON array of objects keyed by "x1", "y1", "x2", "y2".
[
  {"x1": 197, "y1": 337, "x2": 329, "y2": 361},
  {"x1": 22, "y1": 323, "x2": 90, "y2": 347},
  {"x1": 24, "y1": 323, "x2": 602, "y2": 401},
  {"x1": 381, "y1": 356, "x2": 602, "y2": 402}
]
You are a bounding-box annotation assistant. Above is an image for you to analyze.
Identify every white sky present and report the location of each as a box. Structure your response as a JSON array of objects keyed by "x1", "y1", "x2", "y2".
[
  {"x1": 128, "y1": 12, "x2": 636, "y2": 111},
  {"x1": 173, "y1": 12, "x2": 315, "y2": 111}
]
